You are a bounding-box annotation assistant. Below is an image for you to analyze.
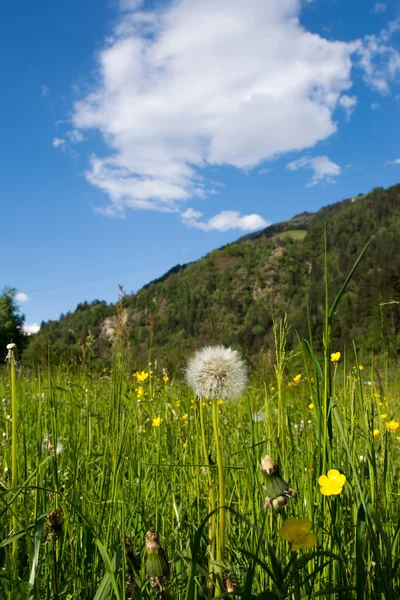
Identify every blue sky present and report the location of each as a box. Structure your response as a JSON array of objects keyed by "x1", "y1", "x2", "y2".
[{"x1": 1, "y1": 0, "x2": 399, "y2": 334}]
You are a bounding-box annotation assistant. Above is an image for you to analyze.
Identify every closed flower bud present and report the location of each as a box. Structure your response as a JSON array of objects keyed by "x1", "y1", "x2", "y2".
[
  {"x1": 46, "y1": 508, "x2": 64, "y2": 543},
  {"x1": 145, "y1": 529, "x2": 169, "y2": 594},
  {"x1": 261, "y1": 456, "x2": 297, "y2": 511},
  {"x1": 261, "y1": 455, "x2": 278, "y2": 476}
]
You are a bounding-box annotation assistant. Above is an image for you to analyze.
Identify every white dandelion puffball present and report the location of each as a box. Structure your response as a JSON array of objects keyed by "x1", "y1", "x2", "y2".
[{"x1": 186, "y1": 345, "x2": 247, "y2": 400}]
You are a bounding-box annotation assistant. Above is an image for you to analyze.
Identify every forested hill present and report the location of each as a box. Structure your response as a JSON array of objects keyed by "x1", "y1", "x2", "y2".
[{"x1": 25, "y1": 184, "x2": 400, "y2": 366}]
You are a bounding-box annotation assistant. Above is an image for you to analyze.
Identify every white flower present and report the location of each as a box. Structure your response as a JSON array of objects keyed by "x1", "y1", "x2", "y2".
[
  {"x1": 185, "y1": 345, "x2": 247, "y2": 400},
  {"x1": 6, "y1": 343, "x2": 16, "y2": 350}
]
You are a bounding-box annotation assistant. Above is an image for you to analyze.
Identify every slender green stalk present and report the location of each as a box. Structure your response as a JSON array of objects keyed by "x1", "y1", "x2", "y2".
[
  {"x1": 199, "y1": 400, "x2": 216, "y2": 592},
  {"x1": 7, "y1": 344, "x2": 19, "y2": 569},
  {"x1": 212, "y1": 400, "x2": 225, "y2": 592}
]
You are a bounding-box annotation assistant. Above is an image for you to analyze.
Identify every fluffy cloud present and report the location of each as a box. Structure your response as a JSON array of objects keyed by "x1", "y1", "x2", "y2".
[
  {"x1": 16, "y1": 292, "x2": 29, "y2": 303},
  {"x1": 72, "y1": 0, "x2": 356, "y2": 217},
  {"x1": 181, "y1": 208, "x2": 269, "y2": 232},
  {"x1": 23, "y1": 323, "x2": 40, "y2": 336},
  {"x1": 53, "y1": 137, "x2": 66, "y2": 148},
  {"x1": 286, "y1": 155, "x2": 341, "y2": 186},
  {"x1": 339, "y1": 94, "x2": 358, "y2": 120},
  {"x1": 372, "y1": 3, "x2": 387, "y2": 14},
  {"x1": 385, "y1": 158, "x2": 400, "y2": 166},
  {"x1": 356, "y1": 19, "x2": 400, "y2": 93}
]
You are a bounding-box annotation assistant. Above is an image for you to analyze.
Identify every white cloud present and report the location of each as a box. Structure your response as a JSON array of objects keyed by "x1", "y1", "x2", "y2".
[
  {"x1": 258, "y1": 168, "x2": 273, "y2": 175},
  {"x1": 372, "y1": 3, "x2": 387, "y2": 14},
  {"x1": 356, "y1": 19, "x2": 400, "y2": 93},
  {"x1": 181, "y1": 208, "x2": 269, "y2": 232},
  {"x1": 370, "y1": 102, "x2": 380, "y2": 110},
  {"x1": 385, "y1": 158, "x2": 400, "y2": 166},
  {"x1": 66, "y1": 129, "x2": 84, "y2": 143},
  {"x1": 16, "y1": 292, "x2": 29, "y2": 303},
  {"x1": 41, "y1": 84, "x2": 49, "y2": 97},
  {"x1": 72, "y1": 0, "x2": 356, "y2": 217},
  {"x1": 23, "y1": 323, "x2": 40, "y2": 336},
  {"x1": 53, "y1": 137, "x2": 66, "y2": 148},
  {"x1": 286, "y1": 155, "x2": 341, "y2": 186},
  {"x1": 339, "y1": 94, "x2": 358, "y2": 120}
]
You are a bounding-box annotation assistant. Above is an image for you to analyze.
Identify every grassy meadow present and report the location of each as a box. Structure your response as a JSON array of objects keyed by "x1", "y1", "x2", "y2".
[{"x1": 1, "y1": 253, "x2": 400, "y2": 599}]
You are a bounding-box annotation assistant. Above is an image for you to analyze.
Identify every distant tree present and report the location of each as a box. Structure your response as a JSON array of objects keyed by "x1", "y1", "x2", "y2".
[{"x1": 0, "y1": 287, "x2": 26, "y2": 355}]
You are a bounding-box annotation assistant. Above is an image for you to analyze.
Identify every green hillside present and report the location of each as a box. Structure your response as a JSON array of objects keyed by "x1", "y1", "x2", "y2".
[{"x1": 25, "y1": 184, "x2": 400, "y2": 366}]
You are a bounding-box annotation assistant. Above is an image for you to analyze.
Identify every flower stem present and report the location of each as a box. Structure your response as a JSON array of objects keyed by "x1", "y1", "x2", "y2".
[
  {"x1": 212, "y1": 400, "x2": 225, "y2": 593},
  {"x1": 199, "y1": 400, "x2": 216, "y2": 591},
  {"x1": 9, "y1": 346, "x2": 18, "y2": 569}
]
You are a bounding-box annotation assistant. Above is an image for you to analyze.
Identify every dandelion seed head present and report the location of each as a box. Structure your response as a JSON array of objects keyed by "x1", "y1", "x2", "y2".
[{"x1": 185, "y1": 345, "x2": 247, "y2": 400}]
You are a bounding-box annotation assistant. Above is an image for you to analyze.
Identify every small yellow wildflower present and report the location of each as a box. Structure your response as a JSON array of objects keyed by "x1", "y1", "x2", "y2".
[
  {"x1": 331, "y1": 352, "x2": 341, "y2": 363},
  {"x1": 136, "y1": 370, "x2": 149, "y2": 382},
  {"x1": 373, "y1": 429, "x2": 380, "y2": 438},
  {"x1": 217, "y1": 399, "x2": 224, "y2": 405},
  {"x1": 380, "y1": 414, "x2": 388, "y2": 420},
  {"x1": 182, "y1": 414, "x2": 188, "y2": 420},
  {"x1": 318, "y1": 469, "x2": 346, "y2": 496},
  {"x1": 137, "y1": 386, "x2": 144, "y2": 399},
  {"x1": 163, "y1": 374, "x2": 169, "y2": 383},
  {"x1": 287, "y1": 382, "x2": 293, "y2": 388},
  {"x1": 270, "y1": 386, "x2": 275, "y2": 391},
  {"x1": 308, "y1": 403, "x2": 314, "y2": 410},
  {"x1": 279, "y1": 518, "x2": 317, "y2": 552},
  {"x1": 374, "y1": 393, "x2": 381, "y2": 398},
  {"x1": 183, "y1": 442, "x2": 188, "y2": 449},
  {"x1": 385, "y1": 420, "x2": 400, "y2": 432},
  {"x1": 152, "y1": 416, "x2": 163, "y2": 427},
  {"x1": 293, "y1": 374, "x2": 302, "y2": 383},
  {"x1": 378, "y1": 401, "x2": 383, "y2": 407},
  {"x1": 175, "y1": 401, "x2": 181, "y2": 407},
  {"x1": 359, "y1": 365, "x2": 364, "y2": 371}
]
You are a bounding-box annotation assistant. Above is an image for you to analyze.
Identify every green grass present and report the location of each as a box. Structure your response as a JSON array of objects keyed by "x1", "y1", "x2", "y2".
[
  {"x1": 0, "y1": 344, "x2": 399, "y2": 599},
  {"x1": 1, "y1": 241, "x2": 400, "y2": 599}
]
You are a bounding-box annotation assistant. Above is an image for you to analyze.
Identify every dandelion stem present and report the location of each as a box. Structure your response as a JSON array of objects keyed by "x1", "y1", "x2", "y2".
[
  {"x1": 212, "y1": 400, "x2": 225, "y2": 593},
  {"x1": 199, "y1": 400, "x2": 216, "y2": 589},
  {"x1": 8, "y1": 345, "x2": 18, "y2": 569}
]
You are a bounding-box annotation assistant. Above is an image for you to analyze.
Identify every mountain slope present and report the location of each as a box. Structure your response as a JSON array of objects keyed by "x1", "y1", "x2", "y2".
[{"x1": 25, "y1": 184, "x2": 400, "y2": 365}]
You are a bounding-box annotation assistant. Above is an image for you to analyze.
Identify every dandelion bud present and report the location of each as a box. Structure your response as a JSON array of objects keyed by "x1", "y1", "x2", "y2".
[
  {"x1": 46, "y1": 508, "x2": 64, "y2": 543},
  {"x1": 261, "y1": 456, "x2": 297, "y2": 511},
  {"x1": 145, "y1": 529, "x2": 169, "y2": 594},
  {"x1": 224, "y1": 572, "x2": 238, "y2": 593},
  {"x1": 261, "y1": 455, "x2": 278, "y2": 476}
]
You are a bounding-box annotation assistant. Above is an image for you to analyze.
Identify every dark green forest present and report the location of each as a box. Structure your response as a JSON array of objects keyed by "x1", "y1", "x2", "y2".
[{"x1": 22, "y1": 183, "x2": 400, "y2": 367}]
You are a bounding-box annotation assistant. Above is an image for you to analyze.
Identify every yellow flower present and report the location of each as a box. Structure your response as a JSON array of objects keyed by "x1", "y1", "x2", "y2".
[
  {"x1": 373, "y1": 429, "x2": 380, "y2": 438},
  {"x1": 374, "y1": 393, "x2": 381, "y2": 399},
  {"x1": 279, "y1": 517, "x2": 317, "y2": 552},
  {"x1": 308, "y1": 403, "x2": 314, "y2": 410},
  {"x1": 287, "y1": 382, "x2": 293, "y2": 388},
  {"x1": 385, "y1": 420, "x2": 400, "y2": 432},
  {"x1": 270, "y1": 386, "x2": 275, "y2": 391},
  {"x1": 380, "y1": 414, "x2": 388, "y2": 420},
  {"x1": 175, "y1": 401, "x2": 181, "y2": 407},
  {"x1": 137, "y1": 386, "x2": 144, "y2": 399},
  {"x1": 183, "y1": 442, "x2": 188, "y2": 449},
  {"x1": 182, "y1": 414, "x2": 188, "y2": 420},
  {"x1": 136, "y1": 370, "x2": 149, "y2": 382},
  {"x1": 152, "y1": 416, "x2": 163, "y2": 427},
  {"x1": 359, "y1": 365, "x2": 364, "y2": 371},
  {"x1": 318, "y1": 469, "x2": 346, "y2": 496},
  {"x1": 396, "y1": 436, "x2": 400, "y2": 442},
  {"x1": 163, "y1": 374, "x2": 169, "y2": 383},
  {"x1": 217, "y1": 399, "x2": 224, "y2": 405},
  {"x1": 331, "y1": 352, "x2": 341, "y2": 363},
  {"x1": 293, "y1": 374, "x2": 302, "y2": 383}
]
